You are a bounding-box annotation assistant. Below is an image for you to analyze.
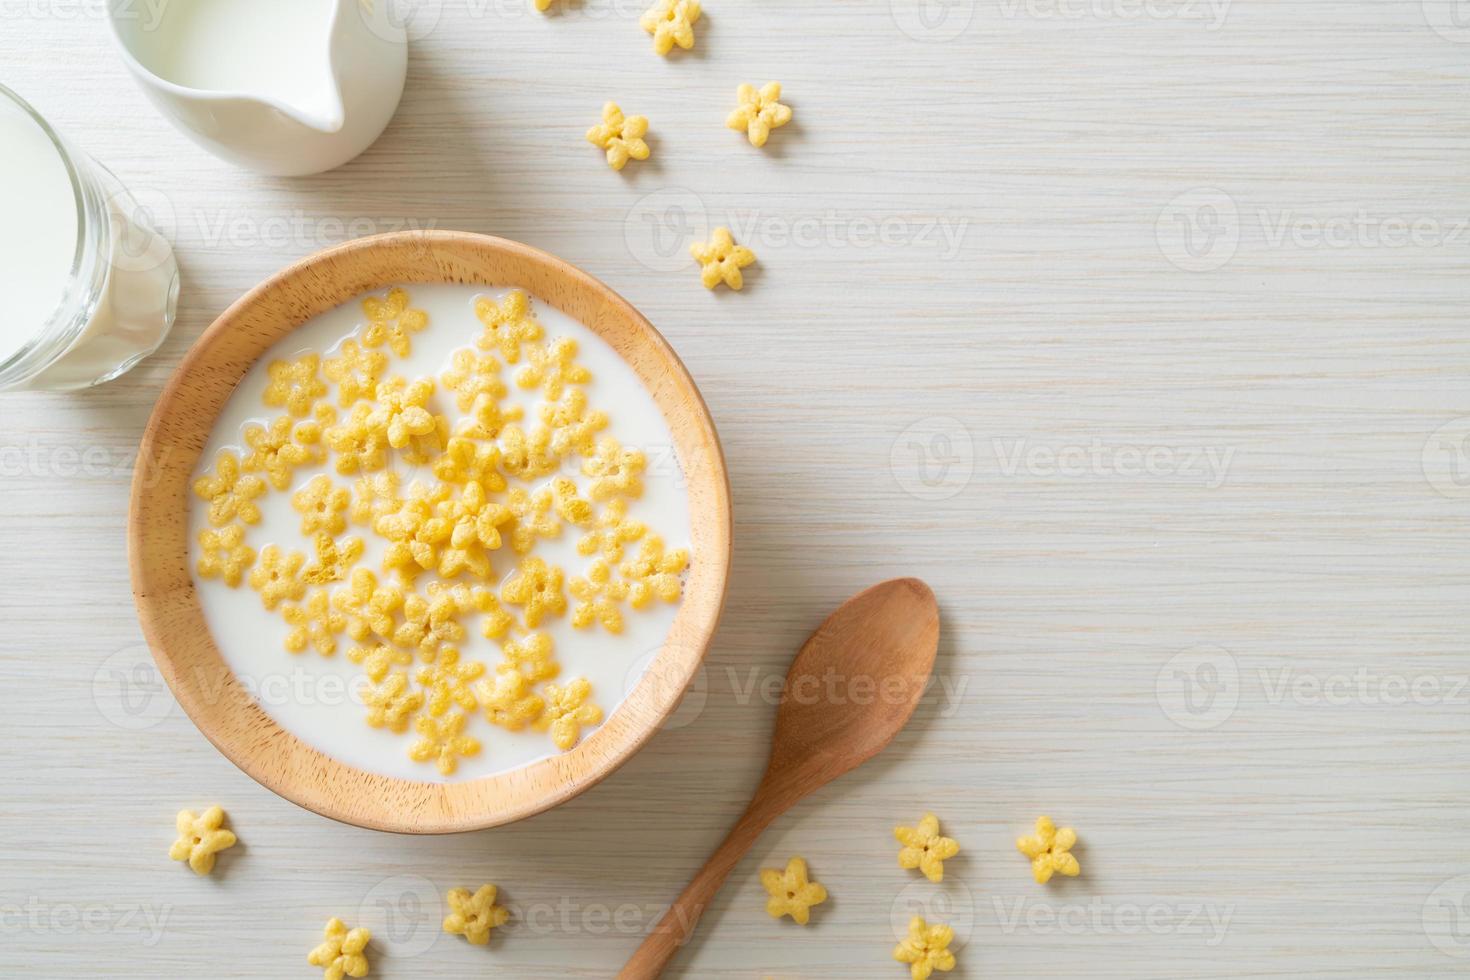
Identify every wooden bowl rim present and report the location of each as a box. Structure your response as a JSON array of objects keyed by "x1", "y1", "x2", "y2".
[{"x1": 129, "y1": 231, "x2": 731, "y2": 833}]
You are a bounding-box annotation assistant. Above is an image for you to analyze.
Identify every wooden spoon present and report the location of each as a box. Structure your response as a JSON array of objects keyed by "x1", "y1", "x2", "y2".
[{"x1": 618, "y1": 577, "x2": 941, "y2": 978}]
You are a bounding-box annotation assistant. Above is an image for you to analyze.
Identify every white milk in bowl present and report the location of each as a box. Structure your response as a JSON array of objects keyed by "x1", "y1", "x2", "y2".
[
  {"x1": 0, "y1": 85, "x2": 179, "y2": 391},
  {"x1": 189, "y1": 284, "x2": 694, "y2": 782}
]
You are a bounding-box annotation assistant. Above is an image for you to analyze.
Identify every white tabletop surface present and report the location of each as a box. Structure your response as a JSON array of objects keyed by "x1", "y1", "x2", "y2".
[{"x1": 4, "y1": 1, "x2": 1470, "y2": 977}]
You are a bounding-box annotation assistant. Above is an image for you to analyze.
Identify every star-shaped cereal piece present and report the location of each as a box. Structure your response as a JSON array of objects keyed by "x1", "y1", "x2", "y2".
[
  {"x1": 569, "y1": 558, "x2": 628, "y2": 633},
  {"x1": 375, "y1": 484, "x2": 452, "y2": 581},
  {"x1": 394, "y1": 590, "x2": 466, "y2": 656},
  {"x1": 307, "y1": 917, "x2": 371, "y2": 980},
  {"x1": 893, "y1": 916, "x2": 956, "y2": 980},
  {"x1": 536, "y1": 677, "x2": 602, "y2": 750},
  {"x1": 283, "y1": 587, "x2": 347, "y2": 655},
  {"x1": 895, "y1": 813, "x2": 960, "y2": 883},
  {"x1": 347, "y1": 642, "x2": 413, "y2": 684},
  {"x1": 474, "y1": 290, "x2": 544, "y2": 364},
  {"x1": 517, "y1": 336, "x2": 592, "y2": 400},
  {"x1": 440, "y1": 348, "x2": 507, "y2": 412},
  {"x1": 727, "y1": 82, "x2": 792, "y2": 148},
  {"x1": 168, "y1": 805, "x2": 237, "y2": 875},
  {"x1": 540, "y1": 388, "x2": 609, "y2": 459},
  {"x1": 417, "y1": 646, "x2": 486, "y2": 716},
  {"x1": 442, "y1": 884, "x2": 510, "y2": 945},
  {"x1": 263, "y1": 352, "x2": 327, "y2": 417},
  {"x1": 760, "y1": 857, "x2": 827, "y2": 925},
  {"x1": 504, "y1": 485, "x2": 561, "y2": 554},
  {"x1": 586, "y1": 103, "x2": 651, "y2": 171},
  {"x1": 302, "y1": 532, "x2": 366, "y2": 585},
  {"x1": 408, "y1": 710, "x2": 481, "y2": 775},
  {"x1": 249, "y1": 544, "x2": 308, "y2": 611},
  {"x1": 577, "y1": 498, "x2": 647, "y2": 562},
  {"x1": 620, "y1": 534, "x2": 689, "y2": 608},
  {"x1": 323, "y1": 338, "x2": 388, "y2": 407},
  {"x1": 196, "y1": 524, "x2": 256, "y2": 588},
  {"x1": 499, "y1": 423, "x2": 559, "y2": 481},
  {"x1": 475, "y1": 669, "x2": 545, "y2": 730},
  {"x1": 193, "y1": 449, "x2": 266, "y2": 527},
  {"x1": 690, "y1": 226, "x2": 757, "y2": 291},
  {"x1": 325, "y1": 402, "x2": 390, "y2": 475},
  {"x1": 349, "y1": 471, "x2": 400, "y2": 527},
  {"x1": 435, "y1": 481, "x2": 513, "y2": 579},
  {"x1": 501, "y1": 556, "x2": 567, "y2": 628},
  {"x1": 582, "y1": 436, "x2": 646, "y2": 501},
  {"x1": 368, "y1": 375, "x2": 442, "y2": 455},
  {"x1": 640, "y1": 0, "x2": 700, "y2": 55},
  {"x1": 432, "y1": 436, "x2": 508, "y2": 492},
  {"x1": 332, "y1": 568, "x2": 404, "y2": 643},
  {"x1": 479, "y1": 592, "x2": 515, "y2": 640},
  {"x1": 293, "y1": 474, "x2": 351, "y2": 536},
  {"x1": 242, "y1": 414, "x2": 325, "y2": 490},
  {"x1": 361, "y1": 286, "x2": 428, "y2": 358},
  {"x1": 1016, "y1": 815, "x2": 1080, "y2": 884},
  {"x1": 499, "y1": 632, "x2": 559, "y2": 682},
  {"x1": 364, "y1": 671, "x2": 423, "y2": 733}
]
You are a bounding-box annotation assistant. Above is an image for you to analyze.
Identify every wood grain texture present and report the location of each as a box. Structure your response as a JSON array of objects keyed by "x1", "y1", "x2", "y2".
[
  {"x1": 3, "y1": 0, "x2": 1469, "y2": 977},
  {"x1": 130, "y1": 232, "x2": 732, "y2": 834}
]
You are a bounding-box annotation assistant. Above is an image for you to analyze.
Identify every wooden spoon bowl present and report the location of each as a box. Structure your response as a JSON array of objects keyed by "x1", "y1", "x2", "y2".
[{"x1": 129, "y1": 231, "x2": 732, "y2": 833}]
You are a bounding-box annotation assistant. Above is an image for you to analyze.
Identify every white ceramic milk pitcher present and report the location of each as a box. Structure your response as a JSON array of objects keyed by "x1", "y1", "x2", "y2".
[{"x1": 107, "y1": 0, "x2": 407, "y2": 176}]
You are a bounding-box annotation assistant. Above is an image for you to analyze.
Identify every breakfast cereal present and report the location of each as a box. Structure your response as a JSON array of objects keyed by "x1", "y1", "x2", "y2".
[
  {"x1": 760, "y1": 857, "x2": 827, "y2": 925},
  {"x1": 307, "y1": 918, "x2": 371, "y2": 980},
  {"x1": 640, "y1": 0, "x2": 700, "y2": 55},
  {"x1": 893, "y1": 916, "x2": 956, "y2": 979},
  {"x1": 586, "y1": 103, "x2": 651, "y2": 171},
  {"x1": 690, "y1": 227, "x2": 757, "y2": 291},
  {"x1": 442, "y1": 884, "x2": 510, "y2": 945},
  {"x1": 168, "y1": 806, "x2": 237, "y2": 876},
  {"x1": 727, "y1": 82, "x2": 792, "y2": 148},
  {"x1": 1016, "y1": 815, "x2": 1080, "y2": 883},
  {"x1": 894, "y1": 813, "x2": 960, "y2": 884}
]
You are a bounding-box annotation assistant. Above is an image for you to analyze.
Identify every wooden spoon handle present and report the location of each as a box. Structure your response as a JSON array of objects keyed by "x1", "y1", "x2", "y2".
[{"x1": 617, "y1": 793, "x2": 784, "y2": 979}]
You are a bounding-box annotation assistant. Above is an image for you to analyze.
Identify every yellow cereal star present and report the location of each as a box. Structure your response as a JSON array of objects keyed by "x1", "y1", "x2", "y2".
[
  {"x1": 347, "y1": 643, "x2": 412, "y2": 684},
  {"x1": 348, "y1": 472, "x2": 400, "y2": 526},
  {"x1": 586, "y1": 102, "x2": 651, "y2": 172},
  {"x1": 474, "y1": 290, "x2": 544, "y2": 364},
  {"x1": 408, "y1": 710, "x2": 481, "y2": 775},
  {"x1": 242, "y1": 414, "x2": 324, "y2": 490},
  {"x1": 500, "y1": 632, "x2": 559, "y2": 682},
  {"x1": 308, "y1": 917, "x2": 371, "y2": 980},
  {"x1": 368, "y1": 375, "x2": 441, "y2": 454},
  {"x1": 569, "y1": 558, "x2": 628, "y2": 633},
  {"x1": 727, "y1": 82, "x2": 792, "y2": 148},
  {"x1": 504, "y1": 485, "x2": 561, "y2": 554},
  {"x1": 893, "y1": 916, "x2": 956, "y2": 980},
  {"x1": 440, "y1": 347, "x2": 507, "y2": 413},
  {"x1": 263, "y1": 352, "x2": 327, "y2": 417},
  {"x1": 475, "y1": 669, "x2": 545, "y2": 730},
  {"x1": 499, "y1": 423, "x2": 559, "y2": 480},
  {"x1": 582, "y1": 436, "x2": 646, "y2": 501},
  {"x1": 302, "y1": 532, "x2": 365, "y2": 585},
  {"x1": 442, "y1": 884, "x2": 510, "y2": 945},
  {"x1": 394, "y1": 589, "x2": 467, "y2": 656},
  {"x1": 536, "y1": 677, "x2": 602, "y2": 750},
  {"x1": 293, "y1": 474, "x2": 351, "y2": 536},
  {"x1": 376, "y1": 486, "x2": 452, "y2": 581},
  {"x1": 332, "y1": 568, "x2": 404, "y2": 642},
  {"x1": 432, "y1": 435, "x2": 508, "y2": 491},
  {"x1": 690, "y1": 226, "x2": 757, "y2": 291},
  {"x1": 417, "y1": 645, "x2": 486, "y2": 716},
  {"x1": 364, "y1": 671, "x2": 423, "y2": 733},
  {"x1": 283, "y1": 587, "x2": 347, "y2": 655},
  {"x1": 479, "y1": 592, "x2": 515, "y2": 640},
  {"x1": 193, "y1": 449, "x2": 266, "y2": 527},
  {"x1": 1016, "y1": 815, "x2": 1080, "y2": 884},
  {"x1": 895, "y1": 813, "x2": 960, "y2": 883},
  {"x1": 640, "y1": 0, "x2": 700, "y2": 55},
  {"x1": 361, "y1": 286, "x2": 428, "y2": 358},
  {"x1": 169, "y1": 805, "x2": 237, "y2": 875},
  {"x1": 620, "y1": 534, "x2": 689, "y2": 608},
  {"x1": 501, "y1": 556, "x2": 567, "y2": 628},
  {"x1": 577, "y1": 498, "x2": 647, "y2": 562},
  {"x1": 541, "y1": 387, "x2": 609, "y2": 458},
  {"x1": 249, "y1": 544, "x2": 308, "y2": 611},
  {"x1": 760, "y1": 857, "x2": 827, "y2": 925},
  {"x1": 196, "y1": 524, "x2": 256, "y2": 588},
  {"x1": 325, "y1": 401, "x2": 390, "y2": 475},
  {"x1": 517, "y1": 336, "x2": 591, "y2": 400},
  {"x1": 323, "y1": 337, "x2": 388, "y2": 407},
  {"x1": 435, "y1": 481, "x2": 512, "y2": 579}
]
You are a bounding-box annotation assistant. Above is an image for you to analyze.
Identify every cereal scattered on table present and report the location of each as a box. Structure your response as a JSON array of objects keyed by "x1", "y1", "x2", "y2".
[
  {"x1": 586, "y1": 102, "x2": 651, "y2": 171},
  {"x1": 308, "y1": 917, "x2": 371, "y2": 980},
  {"x1": 894, "y1": 812, "x2": 960, "y2": 883},
  {"x1": 442, "y1": 884, "x2": 510, "y2": 945},
  {"x1": 168, "y1": 806, "x2": 237, "y2": 876},
  {"x1": 893, "y1": 916, "x2": 956, "y2": 979},
  {"x1": 690, "y1": 226, "x2": 757, "y2": 291},
  {"x1": 1016, "y1": 815, "x2": 1080, "y2": 883},
  {"x1": 640, "y1": 0, "x2": 700, "y2": 55},
  {"x1": 727, "y1": 82, "x2": 792, "y2": 148},
  {"x1": 760, "y1": 856, "x2": 827, "y2": 925}
]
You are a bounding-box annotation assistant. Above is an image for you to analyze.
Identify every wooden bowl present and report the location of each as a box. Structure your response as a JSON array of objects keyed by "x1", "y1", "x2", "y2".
[{"x1": 129, "y1": 232, "x2": 732, "y2": 833}]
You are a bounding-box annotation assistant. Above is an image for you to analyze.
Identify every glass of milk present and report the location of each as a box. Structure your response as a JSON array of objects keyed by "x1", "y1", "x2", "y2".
[{"x1": 0, "y1": 84, "x2": 179, "y2": 391}]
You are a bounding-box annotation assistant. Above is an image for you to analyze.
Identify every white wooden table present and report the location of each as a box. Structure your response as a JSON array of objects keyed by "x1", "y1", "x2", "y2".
[{"x1": 4, "y1": 1, "x2": 1469, "y2": 976}]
